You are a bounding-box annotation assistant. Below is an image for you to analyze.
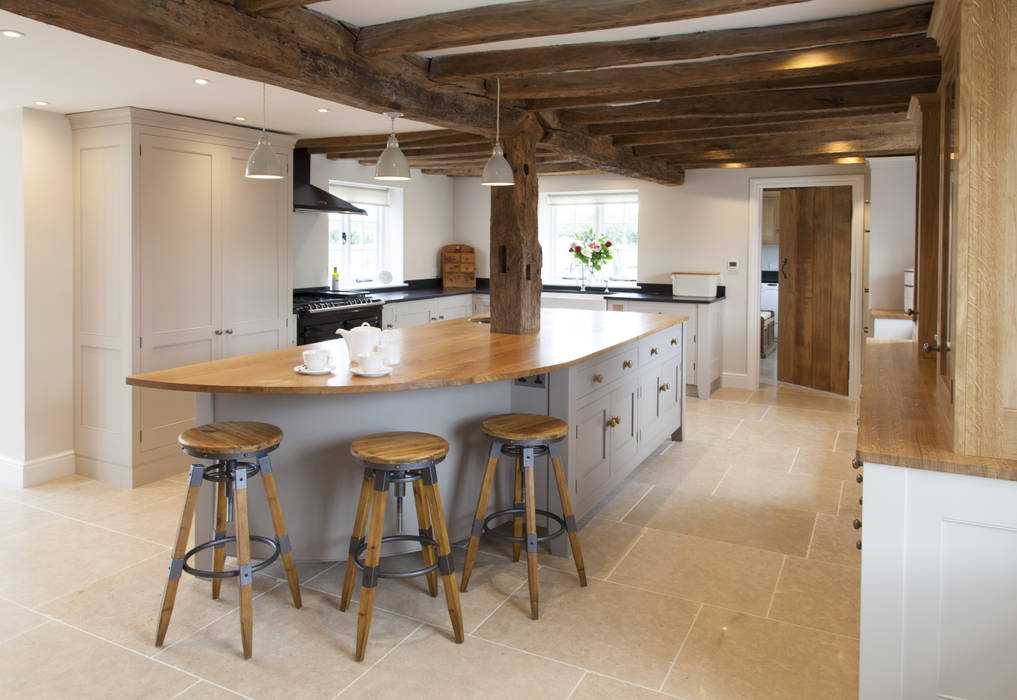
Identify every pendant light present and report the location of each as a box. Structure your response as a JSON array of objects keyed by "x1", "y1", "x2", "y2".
[
  {"x1": 374, "y1": 112, "x2": 411, "y2": 181},
  {"x1": 245, "y1": 83, "x2": 283, "y2": 179},
  {"x1": 481, "y1": 79, "x2": 514, "y2": 187}
]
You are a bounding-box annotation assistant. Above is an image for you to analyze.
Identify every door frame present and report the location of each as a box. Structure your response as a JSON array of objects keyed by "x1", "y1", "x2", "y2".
[{"x1": 747, "y1": 175, "x2": 866, "y2": 398}]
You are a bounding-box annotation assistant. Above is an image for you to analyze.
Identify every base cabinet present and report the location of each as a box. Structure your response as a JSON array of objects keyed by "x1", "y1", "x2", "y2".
[{"x1": 382, "y1": 294, "x2": 473, "y2": 329}]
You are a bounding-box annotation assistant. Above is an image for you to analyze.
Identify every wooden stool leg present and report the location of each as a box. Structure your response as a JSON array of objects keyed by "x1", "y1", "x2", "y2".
[
  {"x1": 421, "y1": 465, "x2": 465, "y2": 643},
  {"x1": 156, "y1": 464, "x2": 204, "y2": 647},
  {"x1": 412, "y1": 478, "x2": 439, "y2": 597},
  {"x1": 355, "y1": 471, "x2": 389, "y2": 662},
  {"x1": 211, "y1": 479, "x2": 228, "y2": 600},
  {"x1": 233, "y1": 464, "x2": 254, "y2": 659},
  {"x1": 550, "y1": 445, "x2": 587, "y2": 586},
  {"x1": 522, "y1": 448, "x2": 540, "y2": 620},
  {"x1": 512, "y1": 455, "x2": 524, "y2": 562},
  {"x1": 340, "y1": 470, "x2": 375, "y2": 612},
  {"x1": 258, "y1": 456, "x2": 301, "y2": 609},
  {"x1": 460, "y1": 441, "x2": 500, "y2": 592}
]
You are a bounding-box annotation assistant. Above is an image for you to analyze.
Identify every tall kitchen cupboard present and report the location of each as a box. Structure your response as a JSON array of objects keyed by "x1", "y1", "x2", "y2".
[{"x1": 69, "y1": 108, "x2": 295, "y2": 488}]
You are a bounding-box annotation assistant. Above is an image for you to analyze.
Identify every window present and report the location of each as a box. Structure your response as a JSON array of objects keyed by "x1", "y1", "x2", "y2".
[
  {"x1": 327, "y1": 182, "x2": 403, "y2": 288},
  {"x1": 541, "y1": 191, "x2": 639, "y2": 285}
]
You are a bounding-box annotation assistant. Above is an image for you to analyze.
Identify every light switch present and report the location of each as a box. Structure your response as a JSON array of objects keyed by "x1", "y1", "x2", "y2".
[{"x1": 727, "y1": 259, "x2": 739, "y2": 272}]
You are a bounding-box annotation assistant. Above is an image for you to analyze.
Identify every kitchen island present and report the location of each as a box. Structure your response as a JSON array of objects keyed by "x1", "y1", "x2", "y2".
[{"x1": 127, "y1": 308, "x2": 687, "y2": 561}]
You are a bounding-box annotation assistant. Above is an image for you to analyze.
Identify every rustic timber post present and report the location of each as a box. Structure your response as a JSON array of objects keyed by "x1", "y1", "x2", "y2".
[{"x1": 489, "y1": 125, "x2": 542, "y2": 334}]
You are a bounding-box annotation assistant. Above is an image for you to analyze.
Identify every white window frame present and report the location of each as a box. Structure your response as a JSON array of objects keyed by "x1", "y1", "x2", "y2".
[{"x1": 327, "y1": 181, "x2": 404, "y2": 289}]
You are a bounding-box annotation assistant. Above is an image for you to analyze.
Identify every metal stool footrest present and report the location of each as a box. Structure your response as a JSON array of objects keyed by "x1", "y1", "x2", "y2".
[
  {"x1": 482, "y1": 507, "x2": 566, "y2": 544},
  {"x1": 353, "y1": 534, "x2": 440, "y2": 579},
  {"x1": 182, "y1": 535, "x2": 280, "y2": 579}
]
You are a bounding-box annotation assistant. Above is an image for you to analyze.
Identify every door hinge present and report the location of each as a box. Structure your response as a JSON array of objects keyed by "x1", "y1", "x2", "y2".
[
  {"x1": 694, "y1": 334, "x2": 697, "y2": 343},
  {"x1": 139, "y1": 336, "x2": 142, "y2": 348},
  {"x1": 139, "y1": 144, "x2": 142, "y2": 156}
]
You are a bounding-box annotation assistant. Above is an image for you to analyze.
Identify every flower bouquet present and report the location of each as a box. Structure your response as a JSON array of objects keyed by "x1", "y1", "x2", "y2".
[{"x1": 568, "y1": 229, "x2": 613, "y2": 291}]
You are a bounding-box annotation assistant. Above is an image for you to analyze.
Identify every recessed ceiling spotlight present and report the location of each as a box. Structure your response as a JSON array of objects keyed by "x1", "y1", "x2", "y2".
[
  {"x1": 34, "y1": 100, "x2": 49, "y2": 106},
  {"x1": 2, "y1": 30, "x2": 25, "y2": 38},
  {"x1": 193, "y1": 78, "x2": 210, "y2": 85},
  {"x1": 316, "y1": 108, "x2": 330, "y2": 113},
  {"x1": 234, "y1": 116, "x2": 246, "y2": 121}
]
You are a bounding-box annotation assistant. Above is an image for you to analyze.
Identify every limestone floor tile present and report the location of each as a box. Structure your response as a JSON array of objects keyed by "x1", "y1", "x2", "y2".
[
  {"x1": 156, "y1": 586, "x2": 420, "y2": 698},
  {"x1": 839, "y1": 480, "x2": 863, "y2": 518},
  {"x1": 629, "y1": 444, "x2": 728, "y2": 495},
  {"x1": 835, "y1": 430, "x2": 858, "y2": 452},
  {"x1": 176, "y1": 681, "x2": 246, "y2": 699},
  {"x1": 260, "y1": 559, "x2": 336, "y2": 586},
  {"x1": 748, "y1": 386, "x2": 857, "y2": 415},
  {"x1": 768, "y1": 556, "x2": 860, "y2": 638},
  {"x1": 5, "y1": 474, "x2": 182, "y2": 523},
  {"x1": 0, "y1": 621, "x2": 195, "y2": 699},
  {"x1": 687, "y1": 398, "x2": 770, "y2": 421},
  {"x1": 570, "y1": 673, "x2": 673, "y2": 699},
  {"x1": 340, "y1": 625, "x2": 584, "y2": 699},
  {"x1": 592, "y1": 479, "x2": 655, "y2": 521},
  {"x1": 706, "y1": 439, "x2": 799, "y2": 474},
  {"x1": 713, "y1": 468, "x2": 842, "y2": 515},
  {"x1": 731, "y1": 420, "x2": 839, "y2": 451},
  {"x1": 0, "y1": 598, "x2": 48, "y2": 644},
  {"x1": 683, "y1": 413, "x2": 742, "y2": 441},
  {"x1": 623, "y1": 490, "x2": 815, "y2": 556},
  {"x1": 792, "y1": 448, "x2": 855, "y2": 480},
  {"x1": 761, "y1": 405, "x2": 860, "y2": 432},
  {"x1": 41, "y1": 554, "x2": 278, "y2": 655},
  {"x1": 663, "y1": 605, "x2": 858, "y2": 700},
  {"x1": 540, "y1": 517, "x2": 645, "y2": 579},
  {"x1": 0, "y1": 518, "x2": 167, "y2": 608},
  {"x1": 608, "y1": 528, "x2": 783, "y2": 616},
  {"x1": 475, "y1": 568, "x2": 699, "y2": 688},
  {"x1": 91, "y1": 494, "x2": 188, "y2": 545},
  {"x1": 808, "y1": 514, "x2": 861, "y2": 568},
  {"x1": 706, "y1": 387, "x2": 756, "y2": 403},
  {"x1": 0, "y1": 499, "x2": 62, "y2": 537}
]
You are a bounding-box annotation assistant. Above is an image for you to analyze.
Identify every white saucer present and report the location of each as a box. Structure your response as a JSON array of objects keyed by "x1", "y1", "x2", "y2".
[
  {"x1": 294, "y1": 365, "x2": 334, "y2": 376},
  {"x1": 350, "y1": 363, "x2": 393, "y2": 378}
]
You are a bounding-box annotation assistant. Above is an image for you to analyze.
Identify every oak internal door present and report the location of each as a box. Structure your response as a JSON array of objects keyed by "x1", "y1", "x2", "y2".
[{"x1": 777, "y1": 186, "x2": 852, "y2": 395}]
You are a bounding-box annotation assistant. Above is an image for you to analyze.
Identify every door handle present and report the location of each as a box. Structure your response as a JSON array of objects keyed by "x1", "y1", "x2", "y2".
[
  {"x1": 224, "y1": 329, "x2": 233, "y2": 334},
  {"x1": 922, "y1": 343, "x2": 940, "y2": 353},
  {"x1": 214, "y1": 329, "x2": 223, "y2": 335},
  {"x1": 780, "y1": 257, "x2": 789, "y2": 280}
]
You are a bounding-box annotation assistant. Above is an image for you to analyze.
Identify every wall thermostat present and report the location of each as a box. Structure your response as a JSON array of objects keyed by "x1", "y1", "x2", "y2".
[{"x1": 727, "y1": 259, "x2": 739, "y2": 272}]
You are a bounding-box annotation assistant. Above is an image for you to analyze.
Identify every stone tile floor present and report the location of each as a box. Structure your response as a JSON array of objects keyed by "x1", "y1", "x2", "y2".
[{"x1": 0, "y1": 381, "x2": 860, "y2": 699}]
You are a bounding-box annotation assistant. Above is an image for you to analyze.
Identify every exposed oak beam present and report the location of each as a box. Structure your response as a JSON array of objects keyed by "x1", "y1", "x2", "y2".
[
  {"x1": 421, "y1": 162, "x2": 603, "y2": 177},
  {"x1": 355, "y1": 0, "x2": 812, "y2": 57},
  {"x1": 675, "y1": 154, "x2": 877, "y2": 168},
  {"x1": 428, "y1": 3, "x2": 933, "y2": 81},
  {"x1": 2, "y1": 0, "x2": 519, "y2": 136},
  {"x1": 584, "y1": 107, "x2": 905, "y2": 135},
  {"x1": 234, "y1": 0, "x2": 322, "y2": 14},
  {"x1": 296, "y1": 129, "x2": 475, "y2": 153},
  {"x1": 541, "y1": 129, "x2": 685, "y2": 186},
  {"x1": 557, "y1": 77, "x2": 940, "y2": 124}
]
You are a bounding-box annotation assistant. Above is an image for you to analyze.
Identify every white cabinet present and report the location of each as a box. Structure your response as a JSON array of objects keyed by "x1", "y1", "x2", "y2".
[
  {"x1": 70, "y1": 108, "x2": 294, "y2": 487},
  {"x1": 473, "y1": 294, "x2": 490, "y2": 315},
  {"x1": 382, "y1": 293, "x2": 474, "y2": 328},
  {"x1": 541, "y1": 291, "x2": 606, "y2": 310},
  {"x1": 611, "y1": 299, "x2": 724, "y2": 399}
]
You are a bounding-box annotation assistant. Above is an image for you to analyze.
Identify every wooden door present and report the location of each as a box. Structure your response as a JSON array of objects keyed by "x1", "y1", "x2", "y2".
[{"x1": 777, "y1": 186, "x2": 852, "y2": 395}]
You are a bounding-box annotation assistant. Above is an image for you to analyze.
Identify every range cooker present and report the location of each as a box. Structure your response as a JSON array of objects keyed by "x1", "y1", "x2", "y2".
[{"x1": 293, "y1": 287, "x2": 384, "y2": 345}]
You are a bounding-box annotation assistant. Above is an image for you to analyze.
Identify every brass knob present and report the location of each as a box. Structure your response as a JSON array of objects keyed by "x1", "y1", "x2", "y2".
[
  {"x1": 622, "y1": 360, "x2": 633, "y2": 369},
  {"x1": 659, "y1": 383, "x2": 670, "y2": 392},
  {"x1": 859, "y1": 496, "x2": 863, "y2": 505},
  {"x1": 613, "y1": 415, "x2": 621, "y2": 426},
  {"x1": 214, "y1": 329, "x2": 223, "y2": 335},
  {"x1": 670, "y1": 338, "x2": 678, "y2": 345},
  {"x1": 224, "y1": 329, "x2": 233, "y2": 334},
  {"x1": 605, "y1": 416, "x2": 620, "y2": 428},
  {"x1": 851, "y1": 457, "x2": 862, "y2": 469},
  {"x1": 856, "y1": 540, "x2": 862, "y2": 550},
  {"x1": 650, "y1": 347, "x2": 660, "y2": 356},
  {"x1": 592, "y1": 374, "x2": 604, "y2": 383},
  {"x1": 853, "y1": 519, "x2": 862, "y2": 530},
  {"x1": 856, "y1": 473, "x2": 863, "y2": 484}
]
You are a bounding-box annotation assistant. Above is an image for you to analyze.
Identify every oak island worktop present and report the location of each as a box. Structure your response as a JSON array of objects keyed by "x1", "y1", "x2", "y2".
[{"x1": 127, "y1": 308, "x2": 688, "y2": 562}]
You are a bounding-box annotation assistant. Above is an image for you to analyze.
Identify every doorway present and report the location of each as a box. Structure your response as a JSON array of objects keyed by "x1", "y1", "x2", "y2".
[{"x1": 747, "y1": 175, "x2": 865, "y2": 398}]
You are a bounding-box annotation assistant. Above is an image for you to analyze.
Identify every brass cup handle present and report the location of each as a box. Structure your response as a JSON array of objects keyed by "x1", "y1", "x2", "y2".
[
  {"x1": 622, "y1": 360, "x2": 633, "y2": 369},
  {"x1": 592, "y1": 374, "x2": 604, "y2": 383},
  {"x1": 659, "y1": 383, "x2": 671, "y2": 392},
  {"x1": 650, "y1": 347, "x2": 660, "y2": 356}
]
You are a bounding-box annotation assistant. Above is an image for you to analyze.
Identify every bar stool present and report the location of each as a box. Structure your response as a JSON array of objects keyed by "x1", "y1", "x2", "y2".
[
  {"x1": 341, "y1": 431, "x2": 464, "y2": 661},
  {"x1": 461, "y1": 413, "x2": 587, "y2": 620},
  {"x1": 156, "y1": 421, "x2": 302, "y2": 659}
]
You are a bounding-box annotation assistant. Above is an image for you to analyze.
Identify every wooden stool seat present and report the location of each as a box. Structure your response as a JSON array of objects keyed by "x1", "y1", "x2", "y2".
[
  {"x1": 351, "y1": 431, "x2": 449, "y2": 466},
  {"x1": 178, "y1": 421, "x2": 283, "y2": 457},
  {"x1": 481, "y1": 414, "x2": 568, "y2": 442}
]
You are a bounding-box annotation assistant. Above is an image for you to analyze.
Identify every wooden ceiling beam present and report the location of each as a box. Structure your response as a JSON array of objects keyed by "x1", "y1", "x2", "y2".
[
  {"x1": 355, "y1": 0, "x2": 813, "y2": 57},
  {"x1": 428, "y1": 3, "x2": 933, "y2": 82},
  {"x1": 234, "y1": 0, "x2": 323, "y2": 14},
  {"x1": 296, "y1": 129, "x2": 478, "y2": 153},
  {"x1": 674, "y1": 154, "x2": 877, "y2": 169},
  {"x1": 2, "y1": 0, "x2": 521, "y2": 136},
  {"x1": 557, "y1": 77, "x2": 940, "y2": 124},
  {"x1": 420, "y1": 162, "x2": 604, "y2": 178},
  {"x1": 584, "y1": 106, "x2": 905, "y2": 135},
  {"x1": 611, "y1": 113, "x2": 910, "y2": 146},
  {"x1": 540, "y1": 129, "x2": 685, "y2": 186}
]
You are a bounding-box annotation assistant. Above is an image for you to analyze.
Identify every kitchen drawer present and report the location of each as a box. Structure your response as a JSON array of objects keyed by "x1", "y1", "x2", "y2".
[
  {"x1": 574, "y1": 351, "x2": 624, "y2": 399},
  {"x1": 460, "y1": 252, "x2": 475, "y2": 265},
  {"x1": 445, "y1": 253, "x2": 461, "y2": 264},
  {"x1": 445, "y1": 263, "x2": 461, "y2": 272},
  {"x1": 638, "y1": 330, "x2": 669, "y2": 366},
  {"x1": 661, "y1": 326, "x2": 683, "y2": 361}
]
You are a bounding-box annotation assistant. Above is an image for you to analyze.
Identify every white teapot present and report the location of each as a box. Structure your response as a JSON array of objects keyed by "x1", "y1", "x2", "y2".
[{"x1": 337, "y1": 322, "x2": 381, "y2": 359}]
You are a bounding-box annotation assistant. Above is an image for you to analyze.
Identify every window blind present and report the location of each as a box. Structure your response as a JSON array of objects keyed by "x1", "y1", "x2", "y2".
[
  {"x1": 546, "y1": 190, "x2": 638, "y2": 206},
  {"x1": 329, "y1": 182, "x2": 391, "y2": 207}
]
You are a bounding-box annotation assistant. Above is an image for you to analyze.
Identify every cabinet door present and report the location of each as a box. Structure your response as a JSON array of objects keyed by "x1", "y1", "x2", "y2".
[
  {"x1": 472, "y1": 294, "x2": 490, "y2": 315},
  {"x1": 637, "y1": 363, "x2": 661, "y2": 442},
  {"x1": 609, "y1": 377, "x2": 638, "y2": 468},
  {"x1": 574, "y1": 396, "x2": 611, "y2": 501},
  {"x1": 674, "y1": 304, "x2": 698, "y2": 384},
  {"x1": 219, "y1": 146, "x2": 288, "y2": 358},
  {"x1": 138, "y1": 134, "x2": 217, "y2": 447},
  {"x1": 435, "y1": 295, "x2": 471, "y2": 321},
  {"x1": 382, "y1": 305, "x2": 396, "y2": 330},
  {"x1": 392, "y1": 299, "x2": 434, "y2": 328}
]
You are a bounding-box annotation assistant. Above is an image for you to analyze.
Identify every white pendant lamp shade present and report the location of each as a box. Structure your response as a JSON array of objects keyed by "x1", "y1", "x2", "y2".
[
  {"x1": 481, "y1": 142, "x2": 514, "y2": 186},
  {"x1": 245, "y1": 83, "x2": 283, "y2": 180},
  {"x1": 375, "y1": 112, "x2": 411, "y2": 181},
  {"x1": 482, "y1": 79, "x2": 514, "y2": 187}
]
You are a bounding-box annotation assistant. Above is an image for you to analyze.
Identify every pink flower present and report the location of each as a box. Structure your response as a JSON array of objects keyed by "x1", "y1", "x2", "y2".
[{"x1": 590, "y1": 242, "x2": 601, "y2": 250}]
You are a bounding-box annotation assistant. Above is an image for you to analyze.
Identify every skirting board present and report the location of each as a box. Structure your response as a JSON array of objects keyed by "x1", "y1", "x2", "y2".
[
  {"x1": 0, "y1": 450, "x2": 76, "y2": 487},
  {"x1": 722, "y1": 372, "x2": 753, "y2": 391},
  {"x1": 76, "y1": 452, "x2": 190, "y2": 488}
]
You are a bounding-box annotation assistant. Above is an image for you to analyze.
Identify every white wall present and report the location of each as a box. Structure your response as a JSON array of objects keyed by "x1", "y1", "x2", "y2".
[
  {"x1": 292, "y1": 156, "x2": 455, "y2": 287},
  {"x1": 452, "y1": 163, "x2": 868, "y2": 380},
  {"x1": 867, "y1": 156, "x2": 916, "y2": 311}
]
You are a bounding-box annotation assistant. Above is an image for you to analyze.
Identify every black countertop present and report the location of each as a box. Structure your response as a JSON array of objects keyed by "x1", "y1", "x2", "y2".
[{"x1": 602, "y1": 291, "x2": 727, "y2": 305}]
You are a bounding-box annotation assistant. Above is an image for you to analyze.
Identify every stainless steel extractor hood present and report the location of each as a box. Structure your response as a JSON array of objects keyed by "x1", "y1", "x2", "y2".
[{"x1": 292, "y1": 148, "x2": 367, "y2": 215}]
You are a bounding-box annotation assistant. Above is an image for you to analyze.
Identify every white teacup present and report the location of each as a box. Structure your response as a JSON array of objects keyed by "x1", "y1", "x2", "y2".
[
  {"x1": 378, "y1": 343, "x2": 401, "y2": 366},
  {"x1": 358, "y1": 351, "x2": 384, "y2": 372},
  {"x1": 302, "y1": 349, "x2": 331, "y2": 370}
]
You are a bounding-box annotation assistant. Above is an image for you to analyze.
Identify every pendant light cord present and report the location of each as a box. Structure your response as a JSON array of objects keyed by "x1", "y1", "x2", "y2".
[{"x1": 495, "y1": 79, "x2": 501, "y2": 142}]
